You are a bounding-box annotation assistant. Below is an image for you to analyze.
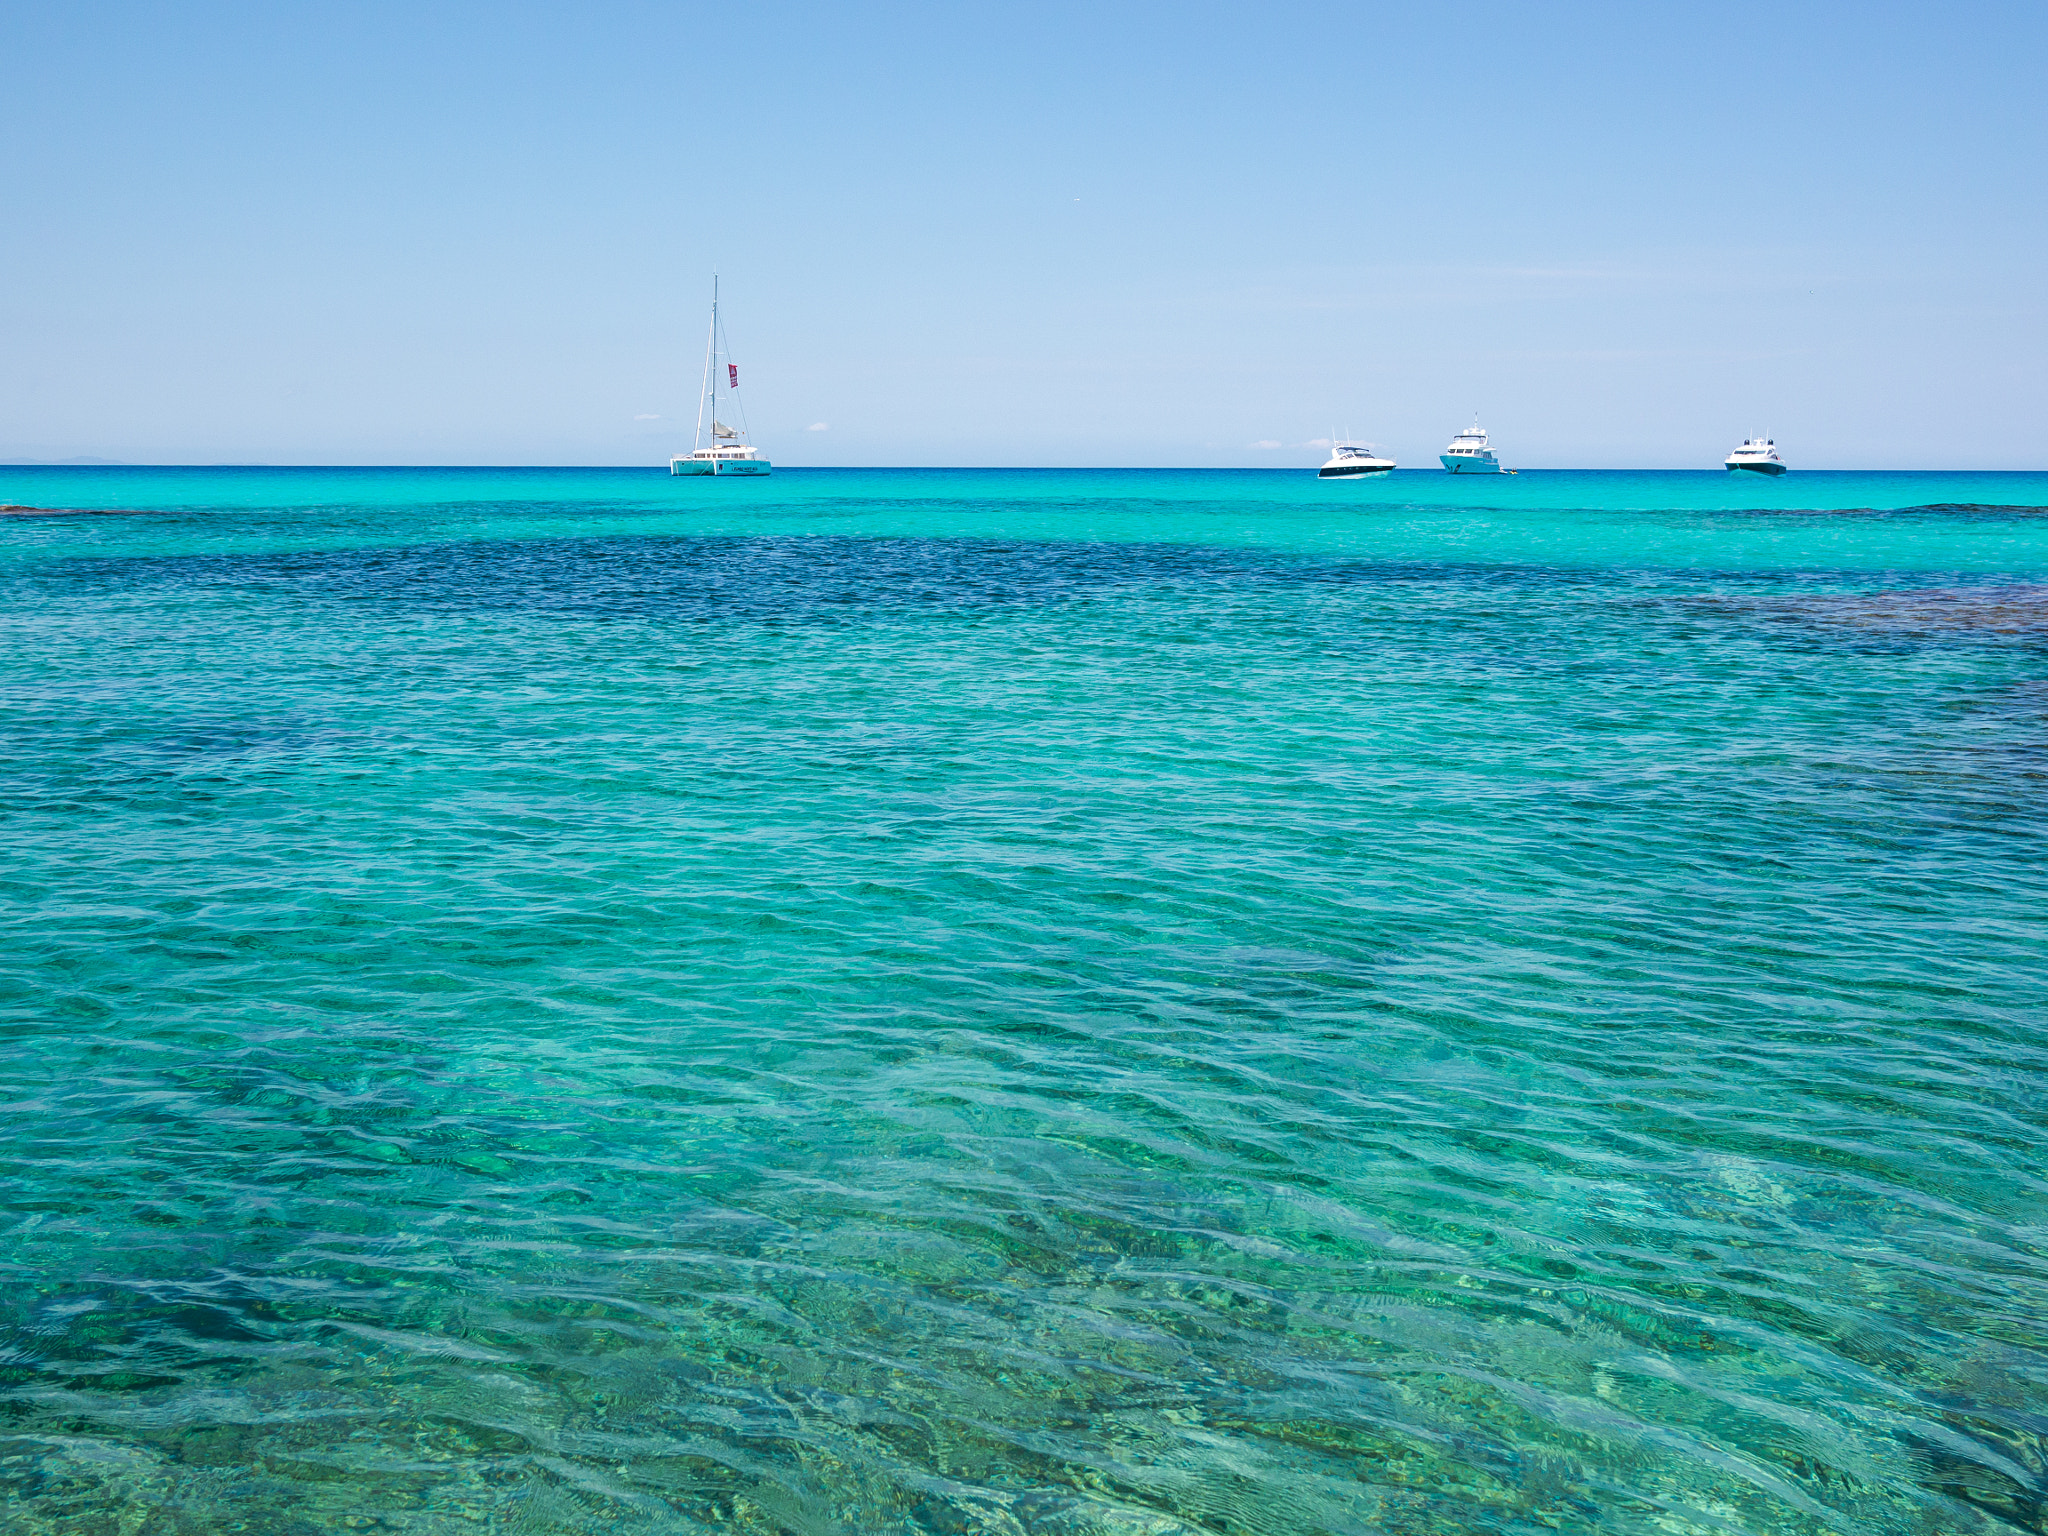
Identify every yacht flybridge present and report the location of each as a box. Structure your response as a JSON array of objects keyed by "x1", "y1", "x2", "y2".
[
  {"x1": 1724, "y1": 437, "x2": 1786, "y2": 475},
  {"x1": 672, "y1": 279, "x2": 770, "y2": 477},
  {"x1": 1440, "y1": 421, "x2": 1502, "y2": 473},
  {"x1": 1318, "y1": 436, "x2": 1395, "y2": 477}
]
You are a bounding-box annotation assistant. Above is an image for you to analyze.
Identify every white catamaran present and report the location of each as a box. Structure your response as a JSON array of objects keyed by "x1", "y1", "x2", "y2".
[{"x1": 671, "y1": 279, "x2": 770, "y2": 476}]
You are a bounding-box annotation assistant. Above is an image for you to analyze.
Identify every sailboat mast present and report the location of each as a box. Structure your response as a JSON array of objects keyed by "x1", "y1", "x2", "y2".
[{"x1": 695, "y1": 278, "x2": 716, "y2": 454}]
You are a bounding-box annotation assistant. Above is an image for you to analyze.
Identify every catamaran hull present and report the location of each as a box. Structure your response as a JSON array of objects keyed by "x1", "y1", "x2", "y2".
[{"x1": 671, "y1": 458, "x2": 772, "y2": 477}]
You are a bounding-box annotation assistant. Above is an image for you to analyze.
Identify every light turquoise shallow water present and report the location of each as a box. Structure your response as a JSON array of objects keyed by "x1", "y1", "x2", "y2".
[{"x1": 3, "y1": 467, "x2": 2046, "y2": 1536}]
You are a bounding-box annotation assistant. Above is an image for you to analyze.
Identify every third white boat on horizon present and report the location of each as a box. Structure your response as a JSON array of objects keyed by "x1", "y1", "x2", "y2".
[{"x1": 1440, "y1": 421, "x2": 1503, "y2": 473}]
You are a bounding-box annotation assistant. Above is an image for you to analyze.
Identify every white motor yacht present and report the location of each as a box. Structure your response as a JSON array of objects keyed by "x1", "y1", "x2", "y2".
[
  {"x1": 1724, "y1": 437, "x2": 1786, "y2": 475},
  {"x1": 1318, "y1": 437, "x2": 1395, "y2": 477},
  {"x1": 1440, "y1": 421, "x2": 1502, "y2": 473},
  {"x1": 672, "y1": 278, "x2": 771, "y2": 477}
]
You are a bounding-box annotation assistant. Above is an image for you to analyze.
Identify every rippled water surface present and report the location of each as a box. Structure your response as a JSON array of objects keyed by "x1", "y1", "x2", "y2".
[{"x1": 4, "y1": 467, "x2": 2046, "y2": 1535}]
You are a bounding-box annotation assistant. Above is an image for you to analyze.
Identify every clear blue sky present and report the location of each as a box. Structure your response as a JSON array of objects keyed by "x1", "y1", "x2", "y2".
[{"x1": 5, "y1": 1, "x2": 2043, "y2": 469}]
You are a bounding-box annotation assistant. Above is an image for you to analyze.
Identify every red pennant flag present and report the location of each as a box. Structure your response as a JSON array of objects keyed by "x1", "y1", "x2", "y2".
[{"x1": 728, "y1": 364, "x2": 739, "y2": 389}]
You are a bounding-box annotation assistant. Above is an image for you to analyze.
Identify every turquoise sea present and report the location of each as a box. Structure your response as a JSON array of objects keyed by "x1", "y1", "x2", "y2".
[{"x1": 3, "y1": 465, "x2": 2046, "y2": 1536}]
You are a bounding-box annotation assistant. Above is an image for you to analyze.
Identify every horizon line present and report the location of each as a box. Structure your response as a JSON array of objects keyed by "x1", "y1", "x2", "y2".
[{"x1": 7, "y1": 463, "x2": 2046, "y2": 474}]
